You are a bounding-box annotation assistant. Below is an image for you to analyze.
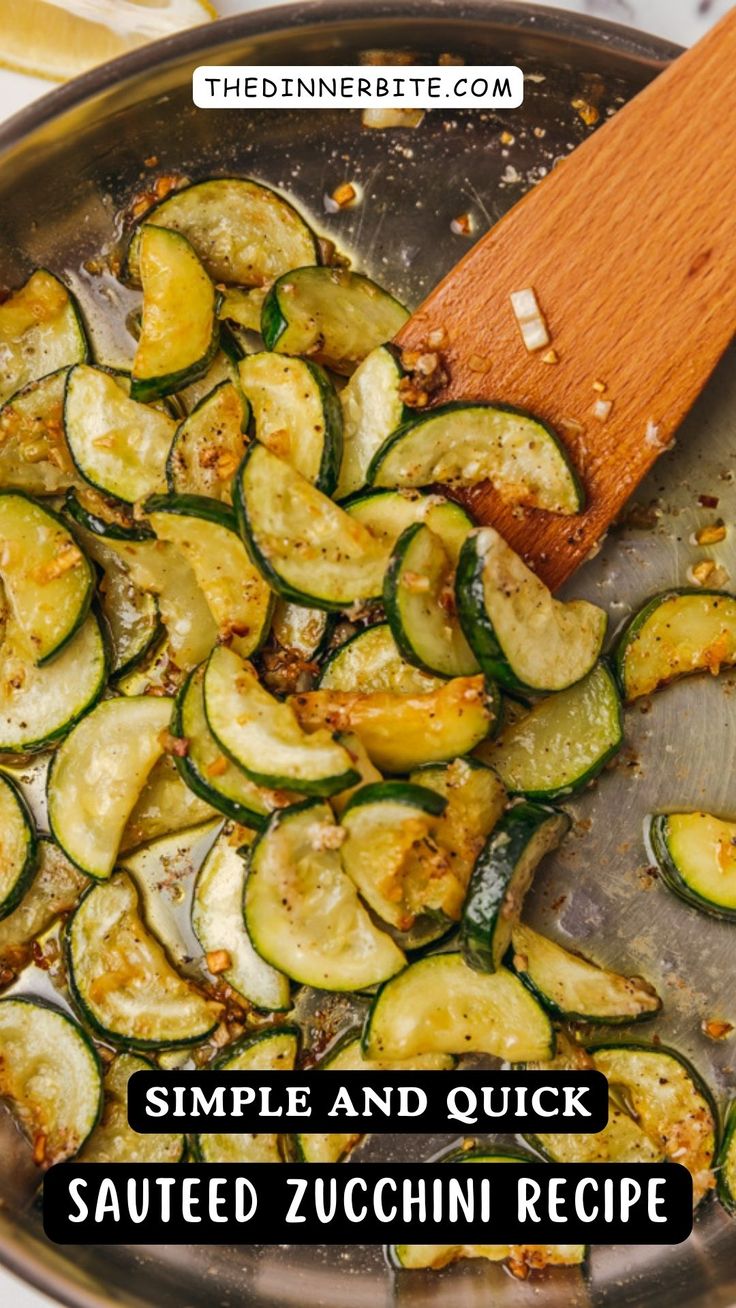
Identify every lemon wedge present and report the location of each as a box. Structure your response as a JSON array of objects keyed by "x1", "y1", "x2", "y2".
[{"x1": 0, "y1": 0, "x2": 217, "y2": 82}]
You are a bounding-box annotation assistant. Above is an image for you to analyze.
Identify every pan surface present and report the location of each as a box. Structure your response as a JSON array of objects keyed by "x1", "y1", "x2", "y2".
[{"x1": 0, "y1": 3, "x2": 735, "y2": 1306}]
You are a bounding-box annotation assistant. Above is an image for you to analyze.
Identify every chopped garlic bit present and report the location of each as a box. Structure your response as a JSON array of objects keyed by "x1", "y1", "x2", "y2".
[
  {"x1": 468, "y1": 354, "x2": 491, "y2": 373},
  {"x1": 499, "y1": 130, "x2": 515, "y2": 146},
  {"x1": 644, "y1": 419, "x2": 662, "y2": 448},
  {"x1": 362, "y1": 107, "x2": 425, "y2": 130},
  {"x1": 695, "y1": 523, "x2": 727, "y2": 546},
  {"x1": 206, "y1": 950, "x2": 231, "y2": 975},
  {"x1": 592, "y1": 397, "x2": 613, "y2": 422},
  {"x1": 592, "y1": 378, "x2": 607, "y2": 393},
  {"x1": 541, "y1": 348, "x2": 559, "y2": 365},
  {"x1": 560, "y1": 416, "x2": 585, "y2": 434},
  {"x1": 310, "y1": 822, "x2": 347, "y2": 852},
  {"x1": 702, "y1": 1018, "x2": 734, "y2": 1041},
  {"x1": 450, "y1": 212, "x2": 472, "y2": 236},
  {"x1": 690, "y1": 560, "x2": 716, "y2": 586},
  {"x1": 572, "y1": 95, "x2": 600, "y2": 126},
  {"x1": 331, "y1": 182, "x2": 358, "y2": 208},
  {"x1": 510, "y1": 286, "x2": 550, "y2": 352}
]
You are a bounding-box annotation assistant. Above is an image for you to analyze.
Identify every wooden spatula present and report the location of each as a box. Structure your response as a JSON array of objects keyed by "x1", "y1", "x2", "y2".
[{"x1": 394, "y1": 7, "x2": 736, "y2": 590}]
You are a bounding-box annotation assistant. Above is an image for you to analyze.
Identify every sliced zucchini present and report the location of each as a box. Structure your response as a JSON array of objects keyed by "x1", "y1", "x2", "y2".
[
  {"x1": 66, "y1": 871, "x2": 222, "y2": 1048},
  {"x1": 0, "y1": 998, "x2": 101, "y2": 1166},
  {"x1": 131, "y1": 226, "x2": 219, "y2": 402},
  {"x1": 461, "y1": 803, "x2": 570, "y2": 973},
  {"x1": 409, "y1": 758, "x2": 506, "y2": 891},
  {"x1": 238, "y1": 353, "x2": 342, "y2": 494},
  {"x1": 384, "y1": 522, "x2": 478, "y2": 678},
  {"x1": 0, "y1": 269, "x2": 88, "y2": 406},
  {"x1": 649, "y1": 811, "x2": 736, "y2": 919},
  {"x1": 456, "y1": 528, "x2": 606, "y2": 693},
  {"x1": 245, "y1": 800, "x2": 405, "y2": 991},
  {"x1": 218, "y1": 285, "x2": 268, "y2": 333},
  {"x1": 272, "y1": 601, "x2": 332, "y2": 661},
  {"x1": 261, "y1": 267, "x2": 408, "y2": 376},
  {"x1": 145, "y1": 494, "x2": 273, "y2": 659},
  {"x1": 78, "y1": 1053, "x2": 185, "y2": 1164},
  {"x1": 0, "y1": 368, "x2": 77, "y2": 494},
  {"x1": 0, "y1": 839, "x2": 86, "y2": 986},
  {"x1": 481, "y1": 663, "x2": 623, "y2": 800},
  {"x1": 166, "y1": 381, "x2": 249, "y2": 501},
  {"x1": 173, "y1": 334, "x2": 242, "y2": 414},
  {"x1": 64, "y1": 364, "x2": 176, "y2": 503},
  {"x1": 234, "y1": 443, "x2": 389, "y2": 609},
  {"x1": 119, "y1": 754, "x2": 217, "y2": 853},
  {"x1": 530, "y1": 1103, "x2": 664, "y2": 1167},
  {"x1": 336, "y1": 345, "x2": 406, "y2": 499},
  {"x1": 345, "y1": 487, "x2": 474, "y2": 556},
  {"x1": 68, "y1": 519, "x2": 163, "y2": 678},
  {"x1": 0, "y1": 613, "x2": 106, "y2": 754},
  {"x1": 616, "y1": 589, "x2": 736, "y2": 701},
  {"x1": 205, "y1": 645, "x2": 359, "y2": 796},
  {"x1": 717, "y1": 1100, "x2": 736, "y2": 1215},
  {"x1": 0, "y1": 772, "x2": 37, "y2": 920},
  {"x1": 47, "y1": 696, "x2": 173, "y2": 879},
  {"x1": 120, "y1": 822, "x2": 221, "y2": 975},
  {"x1": 126, "y1": 177, "x2": 318, "y2": 287},
  {"x1": 0, "y1": 493, "x2": 93, "y2": 665},
  {"x1": 63, "y1": 484, "x2": 156, "y2": 542},
  {"x1": 510, "y1": 923, "x2": 661, "y2": 1023},
  {"x1": 192, "y1": 827, "x2": 290, "y2": 1011},
  {"x1": 368, "y1": 402, "x2": 583, "y2": 513},
  {"x1": 318, "y1": 624, "x2": 442, "y2": 695},
  {"x1": 193, "y1": 1027, "x2": 299, "y2": 1164},
  {"x1": 363, "y1": 953, "x2": 553, "y2": 1062},
  {"x1": 329, "y1": 732, "x2": 383, "y2": 817},
  {"x1": 290, "y1": 675, "x2": 497, "y2": 773}
]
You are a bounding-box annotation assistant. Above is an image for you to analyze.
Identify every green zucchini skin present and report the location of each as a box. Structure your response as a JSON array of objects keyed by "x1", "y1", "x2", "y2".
[
  {"x1": 508, "y1": 924, "x2": 661, "y2": 1025},
  {"x1": 383, "y1": 521, "x2": 478, "y2": 679},
  {"x1": 648, "y1": 813, "x2": 736, "y2": 920},
  {"x1": 717, "y1": 1100, "x2": 736, "y2": 1215},
  {"x1": 261, "y1": 268, "x2": 408, "y2": 375},
  {"x1": 341, "y1": 780, "x2": 447, "y2": 819},
  {"x1": 0, "y1": 613, "x2": 108, "y2": 755},
  {"x1": 614, "y1": 587, "x2": 736, "y2": 701},
  {"x1": 144, "y1": 491, "x2": 236, "y2": 530},
  {"x1": 0, "y1": 772, "x2": 38, "y2": 920},
  {"x1": 461, "y1": 802, "x2": 571, "y2": 974},
  {"x1": 64, "y1": 488, "x2": 155, "y2": 541}
]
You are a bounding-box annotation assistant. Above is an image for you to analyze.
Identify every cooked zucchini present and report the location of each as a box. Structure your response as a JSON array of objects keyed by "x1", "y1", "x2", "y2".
[
  {"x1": 166, "y1": 381, "x2": 249, "y2": 501},
  {"x1": 457, "y1": 528, "x2": 606, "y2": 692},
  {"x1": 364, "y1": 953, "x2": 553, "y2": 1062},
  {"x1": 235, "y1": 443, "x2": 389, "y2": 609},
  {"x1": 318, "y1": 624, "x2": 442, "y2": 695},
  {"x1": 0, "y1": 997, "x2": 101, "y2": 1165},
  {"x1": 173, "y1": 335, "x2": 242, "y2": 414},
  {"x1": 530, "y1": 1102, "x2": 664, "y2": 1167},
  {"x1": 0, "y1": 493, "x2": 93, "y2": 664},
  {"x1": 0, "y1": 269, "x2": 88, "y2": 406},
  {"x1": 120, "y1": 822, "x2": 221, "y2": 975},
  {"x1": 145, "y1": 494, "x2": 273, "y2": 659},
  {"x1": 384, "y1": 522, "x2": 478, "y2": 677},
  {"x1": 127, "y1": 177, "x2": 318, "y2": 288},
  {"x1": 648, "y1": 811, "x2": 736, "y2": 918},
  {"x1": 261, "y1": 267, "x2": 408, "y2": 376},
  {"x1": 78, "y1": 1053, "x2": 185, "y2": 1164},
  {"x1": 481, "y1": 662, "x2": 623, "y2": 799},
  {"x1": 192, "y1": 827, "x2": 291, "y2": 1011},
  {"x1": 291, "y1": 675, "x2": 497, "y2": 773},
  {"x1": 67, "y1": 517, "x2": 163, "y2": 678},
  {"x1": 218, "y1": 285, "x2": 268, "y2": 333},
  {"x1": 205, "y1": 645, "x2": 359, "y2": 796},
  {"x1": 615, "y1": 588, "x2": 736, "y2": 701},
  {"x1": 345, "y1": 487, "x2": 474, "y2": 555},
  {"x1": 245, "y1": 800, "x2": 405, "y2": 991},
  {"x1": 368, "y1": 402, "x2": 583, "y2": 513},
  {"x1": 0, "y1": 839, "x2": 86, "y2": 987},
  {"x1": 336, "y1": 344, "x2": 406, "y2": 498},
  {"x1": 408, "y1": 758, "x2": 506, "y2": 892},
  {"x1": 193, "y1": 1027, "x2": 299, "y2": 1164},
  {"x1": 0, "y1": 772, "x2": 37, "y2": 921},
  {"x1": 64, "y1": 364, "x2": 176, "y2": 503},
  {"x1": 238, "y1": 353, "x2": 342, "y2": 494},
  {"x1": 0, "y1": 368, "x2": 77, "y2": 494},
  {"x1": 717, "y1": 1100, "x2": 736, "y2": 1215},
  {"x1": 0, "y1": 612, "x2": 106, "y2": 754},
  {"x1": 63, "y1": 485, "x2": 156, "y2": 542},
  {"x1": 510, "y1": 923, "x2": 661, "y2": 1023},
  {"x1": 461, "y1": 803, "x2": 570, "y2": 973},
  {"x1": 119, "y1": 754, "x2": 217, "y2": 853},
  {"x1": 67, "y1": 871, "x2": 222, "y2": 1048},
  {"x1": 272, "y1": 601, "x2": 332, "y2": 661},
  {"x1": 47, "y1": 696, "x2": 173, "y2": 879},
  {"x1": 131, "y1": 226, "x2": 219, "y2": 402},
  {"x1": 329, "y1": 732, "x2": 383, "y2": 816}
]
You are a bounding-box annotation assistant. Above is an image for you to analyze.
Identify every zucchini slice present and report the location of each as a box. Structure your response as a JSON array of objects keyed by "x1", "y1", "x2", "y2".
[
  {"x1": 272, "y1": 601, "x2": 332, "y2": 661},
  {"x1": 336, "y1": 344, "x2": 407, "y2": 499},
  {"x1": 0, "y1": 613, "x2": 106, "y2": 754},
  {"x1": 0, "y1": 269, "x2": 88, "y2": 406},
  {"x1": 78, "y1": 1053, "x2": 185, "y2": 1164},
  {"x1": 245, "y1": 800, "x2": 405, "y2": 991},
  {"x1": 615, "y1": 588, "x2": 736, "y2": 701},
  {"x1": 717, "y1": 1100, "x2": 736, "y2": 1215},
  {"x1": 192, "y1": 827, "x2": 291, "y2": 1011},
  {"x1": 63, "y1": 484, "x2": 156, "y2": 542},
  {"x1": 329, "y1": 732, "x2": 383, "y2": 816},
  {"x1": 0, "y1": 839, "x2": 86, "y2": 987},
  {"x1": 234, "y1": 443, "x2": 389, "y2": 609},
  {"x1": 126, "y1": 177, "x2": 318, "y2": 288},
  {"x1": 173, "y1": 335, "x2": 242, "y2": 414},
  {"x1": 345, "y1": 487, "x2": 474, "y2": 556},
  {"x1": 47, "y1": 695, "x2": 173, "y2": 879},
  {"x1": 166, "y1": 380, "x2": 249, "y2": 501},
  {"x1": 456, "y1": 527, "x2": 606, "y2": 692},
  {"x1": 409, "y1": 758, "x2": 506, "y2": 891},
  {"x1": 218, "y1": 285, "x2": 268, "y2": 333},
  {"x1": 648, "y1": 811, "x2": 736, "y2": 919},
  {"x1": 145, "y1": 494, "x2": 273, "y2": 659},
  {"x1": 0, "y1": 998, "x2": 101, "y2": 1166},
  {"x1": 0, "y1": 493, "x2": 93, "y2": 665},
  {"x1": 261, "y1": 267, "x2": 408, "y2": 376},
  {"x1": 67, "y1": 871, "x2": 222, "y2": 1048},
  {"x1": 481, "y1": 663, "x2": 623, "y2": 799},
  {"x1": 318, "y1": 624, "x2": 443, "y2": 695},
  {"x1": 0, "y1": 368, "x2": 77, "y2": 495},
  {"x1": 64, "y1": 364, "x2": 176, "y2": 504},
  {"x1": 510, "y1": 923, "x2": 661, "y2": 1023},
  {"x1": 290, "y1": 675, "x2": 497, "y2": 773},
  {"x1": 461, "y1": 802, "x2": 570, "y2": 973},
  {"x1": 0, "y1": 772, "x2": 37, "y2": 920},
  {"x1": 119, "y1": 754, "x2": 217, "y2": 853},
  {"x1": 205, "y1": 645, "x2": 359, "y2": 797},
  {"x1": 238, "y1": 353, "x2": 342, "y2": 494},
  {"x1": 384, "y1": 522, "x2": 478, "y2": 678},
  {"x1": 368, "y1": 402, "x2": 583, "y2": 513},
  {"x1": 364, "y1": 953, "x2": 553, "y2": 1062},
  {"x1": 67, "y1": 518, "x2": 163, "y2": 679},
  {"x1": 131, "y1": 226, "x2": 219, "y2": 402},
  {"x1": 193, "y1": 1027, "x2": 299, "y2": 1164},
  {"x1": 530, "y1": 1104, "x2": 663, "y2": 1167}
]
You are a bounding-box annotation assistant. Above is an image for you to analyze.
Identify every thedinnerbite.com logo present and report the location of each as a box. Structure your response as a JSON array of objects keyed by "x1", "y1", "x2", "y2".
[{"x1": 192, "y1": 65, "x2": 525, "y2": 109}]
